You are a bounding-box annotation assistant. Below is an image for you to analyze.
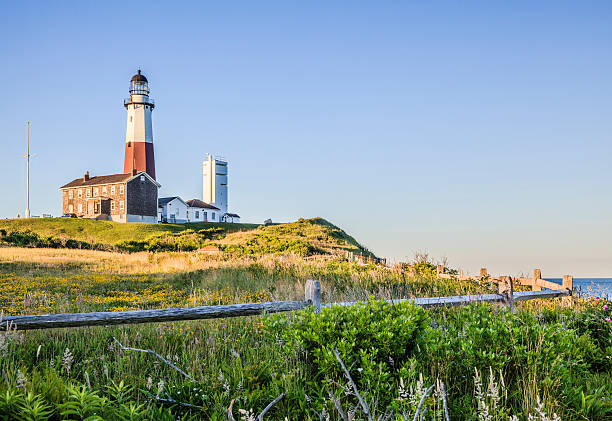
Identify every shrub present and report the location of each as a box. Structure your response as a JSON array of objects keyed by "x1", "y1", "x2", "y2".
[{"x1": 267, "y1": 300, "x2": 428, "y2": 408}]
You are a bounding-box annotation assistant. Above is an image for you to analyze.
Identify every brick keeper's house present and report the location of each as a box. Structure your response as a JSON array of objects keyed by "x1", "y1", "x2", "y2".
[{"x1": 59, "y1": 170, "x2": 160, "y2": 223}]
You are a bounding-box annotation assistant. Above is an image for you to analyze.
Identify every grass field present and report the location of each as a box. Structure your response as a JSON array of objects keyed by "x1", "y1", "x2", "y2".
[
  {"x1": 0, "y1": 222, "x2": 611, "y2": 419},
  {"x1": 0, "y1": 217, "x2": 373, "y2": 257},
  {"x1": 0, "y1": 218, "x2": 257, "y2": 245}
]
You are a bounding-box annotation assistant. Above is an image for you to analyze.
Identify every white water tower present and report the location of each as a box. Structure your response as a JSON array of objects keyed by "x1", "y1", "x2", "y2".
[{"x1": 202, "y1": 154, "x2": 228, "y2": 215}]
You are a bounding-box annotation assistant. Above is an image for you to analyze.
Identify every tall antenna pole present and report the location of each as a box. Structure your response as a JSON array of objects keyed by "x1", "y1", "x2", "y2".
[{"x1": 25, "y1": 122, "x2": 31, "y2": 218}]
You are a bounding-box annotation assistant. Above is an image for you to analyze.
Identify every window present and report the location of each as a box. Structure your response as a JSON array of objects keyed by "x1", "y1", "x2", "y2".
[
  {"x1": 119, "y1": 200, "x2": 124, "y2": 210},
  {"x1": 102, "y1": 186, "x2": 107, "y2": 195},
  {"x1": 203, "y1": 212, "x2": 207, "y2": 220},
  {"x1": 140, "y1": 175, "x2": 145, "y2": 182},
  {"x1": 77, "y1": 203, "x2": 83, "y2": 213},
  {"x1": 68, "y1": 190, "x2": 73, "y2": 199},
  {"x1": 212, "y1": 212, "x2": 216, "y2": 220},
  {"x1": 111, "y1": 186, "x2": 116, "y2": 195},
  {"x1": 120, "y1": 185, "x2": 124, "y2": 194},
  {"x1": 111, "y1": 202, "x2": 116, "y2": 211},
  {"x1": 176, "y1": 209, "x2": 180, "y2": 217},
  {"x1": 78, "y1": 189, "x2": 83, "y2": 198},
  {"x1": 86, "y1": 189, "x2": 91, "y2": 198},
  {"x1": 93, "y1": 187, "x2": 99, "y2": 196},
  {"x1": 195, "y1": 211, "x2": 199, "y2": 219},
  {"x1": 186, "y1": 210, "x2": 189, "y2": 219},
  {"x1": 68, "y1": 204, "x2": 73, "y2": 213}
]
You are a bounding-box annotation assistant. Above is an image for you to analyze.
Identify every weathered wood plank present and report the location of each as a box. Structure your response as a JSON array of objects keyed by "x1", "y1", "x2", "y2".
[
  {"x1": 1, "y1": 288, "x2": 572, "y2": 331},
  {"x1": 1, "y1": 301, "x2": 309, "y2": 331},
  {"x1": 535, "y1": 279, "x2": 565, "y2": 291},
  {"x1": 326, "y1": 289, "x2": 570, "y2": 309}
]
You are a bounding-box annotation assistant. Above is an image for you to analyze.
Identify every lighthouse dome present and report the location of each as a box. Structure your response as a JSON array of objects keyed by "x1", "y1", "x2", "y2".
[
  {"x1": 129, "y1": 70, "x2": 149, "y2": 95},
  {"x1": 131, "y1": 69, "x2": 148, "y2": 82}
]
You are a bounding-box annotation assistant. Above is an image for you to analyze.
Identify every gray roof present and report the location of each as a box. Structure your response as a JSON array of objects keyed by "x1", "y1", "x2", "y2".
[
  {"x1": 225, "y1": 213, "x2": 240, "y2": 218},
  {"x1": 158, "y1": 197, "x2": 182, "y2": 205}
]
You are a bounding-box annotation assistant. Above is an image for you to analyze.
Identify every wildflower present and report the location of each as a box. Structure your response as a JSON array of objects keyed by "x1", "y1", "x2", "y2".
[
  {"x1": 16, "y1": 369, "x2": 27, "y2": 392},
  {"x1": 156, "y1": 379, "x2": 164, "y2": 398},
  {"x1": 62, "y1": 348, "x2": 74, "y2": 376},
  {"x1": 528, "y1": 395, "x2": 561, "y2": 421},
  {"x1": 238, "y1": 408, "x2": 256, "y2": 421},
  {"x1": 396, "y1": 377, "x2": 409, "y2": 400},
  {"x1": 146, "y1": 376, "x2": 153, "y2": 390},
  {"x1": 84, "y1": 371, "x2": 91, "y2": 388},
  {"x1": 604, "y1": 304, "x2": 608, "y2": 310},
  {"x1": 606, "y1": 318, "x2": 611, "y2": 323}
]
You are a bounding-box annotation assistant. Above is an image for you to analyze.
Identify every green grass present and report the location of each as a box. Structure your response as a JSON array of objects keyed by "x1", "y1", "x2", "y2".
[
  {"x1": 0, "y1": 217, "x2": 374, "y2": 257},
  {"x1": 0, "y1": 218, "x2": 258, "y2": 246},
  {"x1": 1, "y1": 229, "x2": 610, "y2": 419}
]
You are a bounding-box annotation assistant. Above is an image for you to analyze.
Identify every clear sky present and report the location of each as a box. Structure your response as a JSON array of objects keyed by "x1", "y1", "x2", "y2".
[{"x1": 1, "y1": 1, "x2": 611, "y2": 276}]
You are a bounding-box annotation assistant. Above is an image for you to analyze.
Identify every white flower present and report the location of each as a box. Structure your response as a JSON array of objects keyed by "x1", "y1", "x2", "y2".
[{"x1": 62, "y1": 348, "x2": 74, "y2": 376}]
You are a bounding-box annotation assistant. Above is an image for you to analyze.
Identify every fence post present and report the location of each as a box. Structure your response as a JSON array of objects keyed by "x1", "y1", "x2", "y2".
[
  {"x1": 305, "y1": 279, "x2": 321, "y2": 312},
  {"x1": 498, "y1": 276, "x2": 515, "y2": 312},
  {"x1": 562, "y1": 275, "x2": 573, "y2": 307},
  {"x1": 479, "y1": 268, "x2": 488, "y2": 278},
  {"x1": 532, "y1": 269, "x2": 542, "y2": 291}
]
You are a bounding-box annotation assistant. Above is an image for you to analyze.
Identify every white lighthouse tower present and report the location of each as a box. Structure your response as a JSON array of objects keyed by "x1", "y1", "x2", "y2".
[
  {"x1": 203, "y1": 154, "x2": 228, "y2": 216},
  {"x1": 124, "y1": 70, "x2": 156, "y2": 179}
]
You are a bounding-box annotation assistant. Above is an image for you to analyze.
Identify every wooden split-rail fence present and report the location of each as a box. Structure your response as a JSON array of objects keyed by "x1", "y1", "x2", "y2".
[{"x1": 2, "y1": 276, "x2": 572, "y2": 331}]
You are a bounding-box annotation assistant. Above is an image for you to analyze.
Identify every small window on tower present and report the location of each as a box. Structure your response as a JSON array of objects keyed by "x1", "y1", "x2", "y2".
[
  {"x1": 78, "y1": 189, "x2": 83, "y2": 198},
  {"x1": 111, "y1": 186, "x2": 116, "y2": 195},
  {"x1": 86, "y1": 189, "x2": 91, "y2": 198},
  {"x1": 102, "y1": 186, "x2": 107, "y2": 195},
  {"x1": 68, "y1": 190, "x2": 73, "y2": 199}
]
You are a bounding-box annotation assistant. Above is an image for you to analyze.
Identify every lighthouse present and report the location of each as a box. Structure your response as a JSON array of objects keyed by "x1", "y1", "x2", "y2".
[{"x1": 124, "y1": 70, "x2": 156, "y2": 179}]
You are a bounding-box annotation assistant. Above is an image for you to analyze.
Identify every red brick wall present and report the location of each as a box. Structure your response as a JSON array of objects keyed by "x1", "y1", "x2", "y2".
[{"x1": 61, "y1": 183, "x2": 127, "y2": 217}]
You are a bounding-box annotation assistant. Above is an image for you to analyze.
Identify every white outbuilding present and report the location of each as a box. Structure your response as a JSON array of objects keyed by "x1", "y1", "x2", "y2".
[
  {"x1": 185, "y1": 199, "x2": 221, "y2": 223},
  {"x1": 158, "y1": 197, "x2": 188, "y2": 223}
]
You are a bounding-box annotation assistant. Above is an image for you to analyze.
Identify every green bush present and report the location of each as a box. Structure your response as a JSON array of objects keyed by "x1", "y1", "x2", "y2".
[
  {"x1": 1, "y1": 230, "x2": 98, "y2": 250},
  {"x1": 222, "y1": 235, "x2": 321, "y2": 257},
  {"x1": 266, "y1": 300, "x2": 428, "y2": 409},
  {"x1": 115, "y1": 228, "x2": 225, "y2": 252}
]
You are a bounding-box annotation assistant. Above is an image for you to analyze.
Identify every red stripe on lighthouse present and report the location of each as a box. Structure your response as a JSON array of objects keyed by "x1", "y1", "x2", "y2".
[{"x1": 124, "y1": 142, "x2": 156, "y2": 180}]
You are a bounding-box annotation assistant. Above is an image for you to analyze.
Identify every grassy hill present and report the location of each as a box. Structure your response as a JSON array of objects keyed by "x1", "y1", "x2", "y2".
[{"x1": 0, "y1": 217, "x2": 373, "y2": 257}]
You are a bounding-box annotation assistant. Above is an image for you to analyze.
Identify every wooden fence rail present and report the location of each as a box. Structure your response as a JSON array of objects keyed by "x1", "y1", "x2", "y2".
[{"x1": 2, "y1": 278, "x2": 571, "y2": 331}]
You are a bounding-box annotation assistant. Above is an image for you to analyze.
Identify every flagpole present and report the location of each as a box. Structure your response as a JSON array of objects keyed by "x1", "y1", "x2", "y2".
[{"x1": 25, "y1": 122, "x2": 31, "y2": 218}]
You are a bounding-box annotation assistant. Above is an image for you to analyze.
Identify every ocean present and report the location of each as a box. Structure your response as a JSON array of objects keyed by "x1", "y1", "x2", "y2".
[{"x1": 544, "y1": 278, "x2": 612, "y2": 299}]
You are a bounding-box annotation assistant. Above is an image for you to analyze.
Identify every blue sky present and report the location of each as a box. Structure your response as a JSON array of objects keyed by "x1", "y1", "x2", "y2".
[{"x1": 1, "y1": 1, "x2": 611, "y2": 276}]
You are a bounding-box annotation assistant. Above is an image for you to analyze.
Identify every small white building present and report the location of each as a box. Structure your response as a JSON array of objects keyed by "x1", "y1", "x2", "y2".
[
  {"x1": 185, "y1": 199, "x2": 221, "y2": 223},
  {"x1": 158, "y1": 196, "x2": 188, "y2": 223},
  {"x1": 223, "y1": 213, "x2": 241, "y2": 223}
]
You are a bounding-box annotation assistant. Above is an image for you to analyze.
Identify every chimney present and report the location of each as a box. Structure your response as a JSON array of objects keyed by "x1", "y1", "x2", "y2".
[
  {"x1": 132, "y1": 168, "x2": 137, "y2": 176},
  {"x1": 83, "y1": 171, "x2": 90, "y2": 181}
]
